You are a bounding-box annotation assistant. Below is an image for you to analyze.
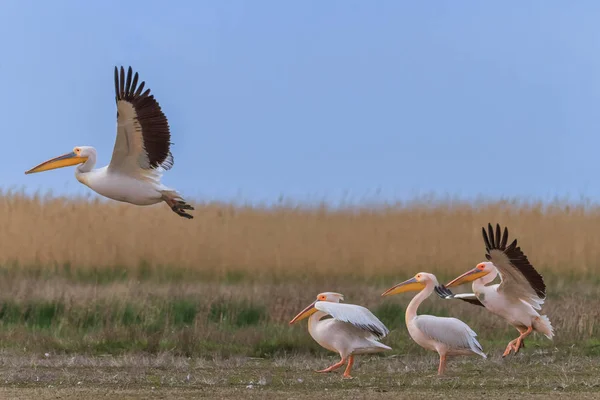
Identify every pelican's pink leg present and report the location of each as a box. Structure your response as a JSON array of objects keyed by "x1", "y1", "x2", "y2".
[
  {"x1": 503, "y1": 326, "x2": 531, "y2": 357},
  {"x1": 437, "y1": 354, "x2": 447, "y2": 376},
  {"x1": 513, "y1": 326, "x2": 533, "y2": 354},
  {"x1": 502, "y1": 339, "x2": 518, "y2": 357},
  {"x1": 316, "y1": 357, "x2": 346, "y2": 373},
  {"x1": 342, "y1": 355, "x2": 354, "y2": 379}
]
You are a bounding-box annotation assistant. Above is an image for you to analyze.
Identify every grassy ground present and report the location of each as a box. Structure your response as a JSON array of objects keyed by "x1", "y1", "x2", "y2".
[
  {"x1": 0, "y1": 274, "x2": 595, "y2": 357},
  {"x1": 0, "y1": 352, "x2": 598, "y2": 399},
  {"x1": 0, "y1": 273, "x2": 596, "y2": 399}
]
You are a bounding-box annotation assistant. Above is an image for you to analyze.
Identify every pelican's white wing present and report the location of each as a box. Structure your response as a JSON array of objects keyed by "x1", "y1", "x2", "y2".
[
  {"x1": 482, "y1": 224, "x2": 546, "y2": 309},
  {"x1": 415, "y1": 315, "x2": 486, "y2": 357},
  {"x1": 109, "y1": 66, "x2": 174, "y2": 177},
  {"x1": 315, "y1": 302, "x2": 389, "y2": 339}
]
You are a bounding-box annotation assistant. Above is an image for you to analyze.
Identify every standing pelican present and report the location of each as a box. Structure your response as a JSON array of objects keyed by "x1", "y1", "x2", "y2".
[
  {"x1": 289, "y1": 292, "x2": 391, "y2": 378},
  {"x1": 25, "y1": 66, "x2": 194, "y2": 219},
  {"x1": 381, "y1": 273, "x2": 486, "y2": 375},
  {"x1": 435, "y1": 223, "x2": 554, "y2": 357}
]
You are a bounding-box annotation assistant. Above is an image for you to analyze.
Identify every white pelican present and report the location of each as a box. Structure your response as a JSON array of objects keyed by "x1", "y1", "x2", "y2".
[
  {"x1": 436, "y1": 223, "x2": 554, "y2": 357},
  {"x1": 25, "y1": 66, "x2": 194, "y2": 219},
  {"x1": 381, "y1": 273, "x2": 486, "y2": 375},
  {"x1": 289, "y1": 292, "x2": 391, "y2": 379}
]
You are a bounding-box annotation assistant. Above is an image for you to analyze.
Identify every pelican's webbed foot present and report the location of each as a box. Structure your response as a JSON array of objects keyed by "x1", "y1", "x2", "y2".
[{"x1": 162, "y1": 194, "x2": 194, "y2": 219}]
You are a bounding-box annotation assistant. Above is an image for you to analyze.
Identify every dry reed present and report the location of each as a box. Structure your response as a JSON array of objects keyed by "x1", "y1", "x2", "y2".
[{"x1": 1, "y1": 193, "x2": 599, "y2": 278}]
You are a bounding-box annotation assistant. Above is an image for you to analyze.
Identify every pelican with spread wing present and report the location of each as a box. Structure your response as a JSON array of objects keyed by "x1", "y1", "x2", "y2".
[
  {"x1": 25, "y1": 66, "x2": 194, "y2": 219},
  {"x1": 437, "y1": 223, "x2": 554, "y2": 357},
  {"x1": 381, "y1": 272, "x2": 486, "y2": 375},
  {"x1": 289, "y1": 292, "x2": 391, "y2": 378}
]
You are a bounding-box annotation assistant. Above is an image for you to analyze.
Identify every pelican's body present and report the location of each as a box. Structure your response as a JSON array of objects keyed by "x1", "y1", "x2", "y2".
[
  {"x1": 290, "y1": 292, "x2": 391, "y2": 378},
  {"x1": 307, "y1": 307, "x2": 391, "y2": 357},
  {"x1": 75, "y1": 163, "x2": 173, "y2": 206},
  {"x1": 25, "y1": 66, "x2": 194, "y2": 218},
  {"x1": 437, "y1": 224, "x2": 554, "y2": 357},
  {"x1": 469, "y1": 278, "x2": 551, "y2": 335},
  {"x1": 382, "y1": 273, "x2": 486, "y2": 375}
]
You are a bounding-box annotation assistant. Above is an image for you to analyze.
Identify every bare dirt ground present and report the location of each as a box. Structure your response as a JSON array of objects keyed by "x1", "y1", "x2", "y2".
[{"x1": 0, "y1": 351, "x2": 597, "y2": 399}]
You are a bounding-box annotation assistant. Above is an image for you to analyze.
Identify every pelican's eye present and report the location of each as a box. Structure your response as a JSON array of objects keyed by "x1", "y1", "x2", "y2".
[
  {"x1": 477, "y1": 264, "x2": 485, "y2": 270},
  {"x1": 318, "y1": 295, "x2": 326, "y2": 301},
  {"x1": 74, "y1": 148, "x2": 80, "y2": 155},
  {"x1": 416, "y1": 274, "x2": 422, "y2": 280}
]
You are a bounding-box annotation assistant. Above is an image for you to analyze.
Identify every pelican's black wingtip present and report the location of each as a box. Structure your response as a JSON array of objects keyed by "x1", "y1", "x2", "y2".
[{"x1": 434, "y1": 284, "x2": 453, "y2": 298}]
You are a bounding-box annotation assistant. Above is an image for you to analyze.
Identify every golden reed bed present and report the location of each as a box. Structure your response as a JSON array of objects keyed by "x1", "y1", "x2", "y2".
[{"x1": 1, "y1": 193, "x2": 599, "y2": 279}]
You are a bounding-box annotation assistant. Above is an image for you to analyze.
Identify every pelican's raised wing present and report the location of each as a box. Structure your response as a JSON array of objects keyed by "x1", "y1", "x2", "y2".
[
  {"x1": 415, "y1": 315, "x2": 486, "y2": 357},
  {"x1": 482, "y1": 223, "x2": 546, "y2": 309},
  {"x1": 315, "y1": 302, "x2": 389, "y2": 339},
  {"x1": 434, "y1": 285, "x2": 485, "y2": 307},
  {"x1": 109, "y1": 66, "x2": 173, "y2": 176}
]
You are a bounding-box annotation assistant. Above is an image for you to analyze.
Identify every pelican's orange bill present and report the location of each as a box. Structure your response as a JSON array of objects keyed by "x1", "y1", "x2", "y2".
[
  {"x1": 289, "y1": 301, "x2": 318, "y2": 324},
  {"x1": 381, "y1": 277, "x2": 425, "y2": 297},
  {"x1": 446, "y1": 267, "x2": 489, "y2": 287},
  {"x1": 25, "y1": 151, "x2": 87, "y2": 174}
]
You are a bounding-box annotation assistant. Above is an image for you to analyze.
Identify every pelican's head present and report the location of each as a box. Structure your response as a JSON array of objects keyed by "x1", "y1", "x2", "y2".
[
  {"x1": 289, "y1": 292, "x2": 344, "y2": 324},
  {"x1": 317, "y1": 292, "x2": 344, "y2": 303},
  {"x1": 25, "y1": 146, "x2": 92, "y2": 174},
  {"x1": 445, "y1": 262, "x2": 493, "y2": 287},
  {"x1": 381, "y1": 272, "x2": 438, "y2": 297}
]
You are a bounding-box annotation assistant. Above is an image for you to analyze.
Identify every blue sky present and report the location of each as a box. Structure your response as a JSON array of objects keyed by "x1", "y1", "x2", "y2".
[{"x1": 2, "y1": 1, "x2": 600, "y2": 204}]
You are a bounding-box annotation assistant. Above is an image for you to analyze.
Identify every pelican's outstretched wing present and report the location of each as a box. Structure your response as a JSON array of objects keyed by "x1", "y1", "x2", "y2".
[
  {"x1": 434, "y1": 285, "x2": 485, "y2": 307},
  {"x1": 109, "y1": 66, "x2": 173, "y2": 175},
  {"x1": 482, "y1": 223, "x2": 546, "y2": 309},
  {"x1": 415, "y1": 315, "x2": 486, "y2": 357},
  {"x1": 315, "y1": 302, "x2": 389, "y2": 339}
]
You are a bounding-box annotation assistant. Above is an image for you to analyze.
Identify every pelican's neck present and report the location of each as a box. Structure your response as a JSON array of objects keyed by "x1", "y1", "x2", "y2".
[
  {"x1": 308, "y1": 310, "x2": 328, "y2": 334},
  {"x1": 76, "y1": 151, "x2": 97, "y2": 175},
  {"x1": 405, "y1": 283, "x2": 434, "y2": 325},
  {"x1": 472, "y1": 268, "x2": 498, "y2": 291}
]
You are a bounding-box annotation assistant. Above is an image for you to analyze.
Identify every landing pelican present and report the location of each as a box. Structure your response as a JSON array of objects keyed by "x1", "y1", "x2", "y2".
[
  {"x1": 289, "y1": 292, "x2": 391, "y2": 378},
  {"x1": 436, "y1": 223, "x2": 554, "y2": 357},
  {"x1": 381, "y1": 273, "x2": 486, "y2": 375},
  {"x1": 25, "y1": 66, "x2": 194, "y2": 219}
]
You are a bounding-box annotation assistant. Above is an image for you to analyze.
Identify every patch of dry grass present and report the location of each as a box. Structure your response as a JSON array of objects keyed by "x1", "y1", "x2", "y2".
[{"x1": 1, "y1": 193, "x2": 600, "y2": 280}]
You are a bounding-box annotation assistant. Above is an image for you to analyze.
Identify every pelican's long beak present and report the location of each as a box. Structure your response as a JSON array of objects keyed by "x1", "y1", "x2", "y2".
[
  {"x1": 289, "y1": 301, "x2": 318, "y2": 324},
  {"x1": 25, "y1": 152, "x2": 88, "y2": 174},
  {"x1": 381, "y1": 277, "x2": 426, "y2": 297},
  {"x1": 446, "y1": 268, "x2": 490, "y2": 287}
]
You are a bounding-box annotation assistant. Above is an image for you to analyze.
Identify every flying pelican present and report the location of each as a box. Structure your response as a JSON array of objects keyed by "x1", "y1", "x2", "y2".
[
  {"x1": 436, "y1": 223, "x2": 554, "y2": 357},
  {"x1": 289, "y1": 292, "x2": 391, "y2": 379},
  {"x1": 381, "y1": 272, "x2": 486, "y2": 375},
  {"x1": 25, "y1": 66, "x2": 194, "y2": 219}
]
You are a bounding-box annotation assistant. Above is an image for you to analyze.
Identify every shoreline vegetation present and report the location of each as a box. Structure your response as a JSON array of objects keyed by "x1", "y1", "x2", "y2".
[{"x1": 3, "y1": 193, "x2": 600, "y2": 277}]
